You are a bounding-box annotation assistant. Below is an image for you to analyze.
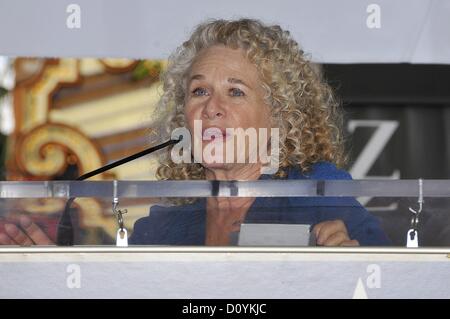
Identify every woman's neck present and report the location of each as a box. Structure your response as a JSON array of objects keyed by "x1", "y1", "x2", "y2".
[{"x1": 204, "y1": 163, "x2": 262, "y2": 181}]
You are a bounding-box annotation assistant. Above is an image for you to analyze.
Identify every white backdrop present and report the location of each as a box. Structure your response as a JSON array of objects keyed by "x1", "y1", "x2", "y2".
[{"x1": 0, "y1": 0, "x2": 449, "y2": 63}]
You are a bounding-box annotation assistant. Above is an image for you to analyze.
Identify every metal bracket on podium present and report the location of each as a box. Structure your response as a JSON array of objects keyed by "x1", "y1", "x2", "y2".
[
  {"x1": 407, "y1": 179, "x2": 424, "y2": 248},
  {"x1": 113, "y1": 180, "x2": 128, "y2": 247}
]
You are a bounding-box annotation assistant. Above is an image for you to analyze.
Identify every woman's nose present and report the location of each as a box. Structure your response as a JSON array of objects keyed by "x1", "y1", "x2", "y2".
[{"x1": 202, "y1": 94, "x2": 226, "y2": 120}]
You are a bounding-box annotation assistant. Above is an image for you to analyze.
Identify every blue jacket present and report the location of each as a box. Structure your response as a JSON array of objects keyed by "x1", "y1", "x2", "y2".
[{"x1": 129, "y1": 162, "x2": 391, "y2": 246}]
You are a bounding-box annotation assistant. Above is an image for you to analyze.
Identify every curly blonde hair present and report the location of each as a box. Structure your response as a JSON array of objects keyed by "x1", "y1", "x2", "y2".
[{"x1": 155, "y1": 18, "x2": 346, "y2": 181}]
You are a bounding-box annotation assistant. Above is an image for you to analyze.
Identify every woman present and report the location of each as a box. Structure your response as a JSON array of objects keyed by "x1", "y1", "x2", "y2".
[
  {"x1": 129, "y1": 18, "x2": 390, "y2": 246},
  {"x1": 0, "y1": 18, "x2": 390, "y2": 246}
]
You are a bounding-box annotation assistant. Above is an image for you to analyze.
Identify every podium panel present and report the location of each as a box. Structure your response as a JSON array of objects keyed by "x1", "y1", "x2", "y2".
[
  {"x1": 1, "y1": 180, "x2": 450, "y2": 298},
  {"x1": 1, "y1": 180, "x2": 449, "y2": 247},
  {"x1": 0, "y1": 247, "x2": 449, "y2": 299}
]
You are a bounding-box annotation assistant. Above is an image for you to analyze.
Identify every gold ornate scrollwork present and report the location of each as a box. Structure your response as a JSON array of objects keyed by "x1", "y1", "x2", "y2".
[
  {"x1": 99, "y1": 58, "x2": 138, "y2": 73},
  {"x1": 15, "y1": 122, "x2": 104, "y2": 179},
  {"x1": 8, "y1": 57, "x2": 156, "y2": 243}
]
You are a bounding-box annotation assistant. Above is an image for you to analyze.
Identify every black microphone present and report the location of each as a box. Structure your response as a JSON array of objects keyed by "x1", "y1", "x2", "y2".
[{"x1": 56, "y1": 137, "x2": 182, "y2": 246}]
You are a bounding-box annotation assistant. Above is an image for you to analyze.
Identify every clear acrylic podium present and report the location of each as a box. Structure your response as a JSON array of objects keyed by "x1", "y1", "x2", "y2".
[{"x1": 0, "y1": 179, "x2": 449, "y2": 298}]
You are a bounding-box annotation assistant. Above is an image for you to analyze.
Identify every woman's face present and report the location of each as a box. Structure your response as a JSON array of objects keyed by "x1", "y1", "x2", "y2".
[{"x1": 184, "y1": 45, "x2": 271, "y2": 170}]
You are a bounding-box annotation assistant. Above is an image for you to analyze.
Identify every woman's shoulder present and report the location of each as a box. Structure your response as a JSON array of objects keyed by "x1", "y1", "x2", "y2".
[
  {"x1": 287, "y1": 161, "x2": 352, "y2": 180},
  {"x1": 129, "y1": 200, "x2": 205, "y2": 245}
]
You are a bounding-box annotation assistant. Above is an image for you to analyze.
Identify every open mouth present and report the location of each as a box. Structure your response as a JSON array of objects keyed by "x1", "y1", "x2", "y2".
[{"x1": 202, "y1": 128, "x2": 229, "y2": 141}]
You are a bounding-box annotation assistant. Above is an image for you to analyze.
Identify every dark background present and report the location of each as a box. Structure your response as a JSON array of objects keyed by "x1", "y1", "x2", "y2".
[{"x1": 324, "y1": 64, "x2": 450, "y2": 246}]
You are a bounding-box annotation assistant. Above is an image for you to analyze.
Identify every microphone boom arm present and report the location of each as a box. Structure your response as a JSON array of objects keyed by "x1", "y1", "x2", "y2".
[{"x1": 56, "y1": 138, "x2": 182, "y2": 246}]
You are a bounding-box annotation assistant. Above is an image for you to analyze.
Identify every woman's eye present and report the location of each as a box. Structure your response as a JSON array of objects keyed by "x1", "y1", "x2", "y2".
[
  {"x1": 230, "y1": 88, "x2": 245, "y2": 97},
  {"x1": 191, "y1": 87, "x2": 208, "y2": 96}
]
